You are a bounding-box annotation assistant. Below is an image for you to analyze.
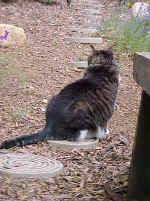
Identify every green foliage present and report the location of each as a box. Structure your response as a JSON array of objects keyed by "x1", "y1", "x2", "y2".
[
  {"x1": 0, "y1": 54, "x2": 13, "y2": 87},
  {"x1": 100, "y1": 8, "x2": 150, "y2": 54},
  {"x1": 0, "y1": 53, "x2": 26, "y2": 88},
  {"x1": 12, "y1": 108, "x2": 26, "y2": 121},
  {"x1": 48, "y1": 0, "x2": 54, "y2": 4}
]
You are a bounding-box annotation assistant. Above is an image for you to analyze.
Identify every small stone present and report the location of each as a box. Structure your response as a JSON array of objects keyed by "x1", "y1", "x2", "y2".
[{"x1": 41, "y1": 107, "x2": 46, "y2": 112}]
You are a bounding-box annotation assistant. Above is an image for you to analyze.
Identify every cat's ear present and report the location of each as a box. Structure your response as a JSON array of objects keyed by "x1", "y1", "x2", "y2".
[
  {"x1": 90, "y1": 45, "x2": 96, "y2": 54},
  {"x1": 107, "y1": 46, "x2": 113, "y2": 54}
]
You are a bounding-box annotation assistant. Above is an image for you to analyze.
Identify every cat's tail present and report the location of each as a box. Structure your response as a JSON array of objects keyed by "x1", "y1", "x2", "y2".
[{"x1": 0, "y1": 127, "x2": 51, "y2": 149}]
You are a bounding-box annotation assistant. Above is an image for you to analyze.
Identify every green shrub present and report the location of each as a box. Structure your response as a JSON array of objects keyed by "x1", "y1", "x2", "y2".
[{"x1": 100, "y1": 7, "x2": 150, "y2": 54}]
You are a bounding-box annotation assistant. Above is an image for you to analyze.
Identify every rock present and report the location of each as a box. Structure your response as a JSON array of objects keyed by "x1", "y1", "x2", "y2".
[
  {"x1": 0, "y1": 24, "x2": 26, "y2": 48},
  {"x1": 69, "y1": 27, "x2": 98, "y2": 34},
  {"x1": 132, "y1": 2, "x2": 150, "y2": 17}
]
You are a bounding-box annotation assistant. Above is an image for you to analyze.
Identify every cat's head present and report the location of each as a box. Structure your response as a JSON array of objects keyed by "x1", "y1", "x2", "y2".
[{"x1": 88, "y1": 45, "x2": 116, "y2": 67}]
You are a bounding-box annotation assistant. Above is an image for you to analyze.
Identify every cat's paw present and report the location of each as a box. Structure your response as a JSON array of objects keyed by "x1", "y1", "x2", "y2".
[{"x1": 104, "y1": 129, "x2": 110, "y2": 135}]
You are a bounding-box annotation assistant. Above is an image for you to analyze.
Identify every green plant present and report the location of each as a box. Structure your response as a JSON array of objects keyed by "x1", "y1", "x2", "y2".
[
  {"x1": 12, "y1": 108, "x2": 26, "y2": 121},
  {"x1": 100, "y1": 7, "x2": 150, "y2": 54},
  {"x1": 0, "y1": 52, "x2": 26, "y2": 88},
  {"x1": 48, "y1": 0, "x2": 53, "y2": 4}
]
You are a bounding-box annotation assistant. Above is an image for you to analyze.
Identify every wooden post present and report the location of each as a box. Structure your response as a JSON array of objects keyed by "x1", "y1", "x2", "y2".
[
  {"x1": 128, "y1": 90, "x2": 150, "y2": 200},
  {"x1": 128, "y1": 52, "x2": 150, "y2": 200}
]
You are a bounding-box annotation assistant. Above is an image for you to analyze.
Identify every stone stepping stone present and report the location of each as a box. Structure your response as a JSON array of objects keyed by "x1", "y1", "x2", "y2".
[
  {"x1": 72, "y1": 61, "x2": 88, "y2": 68},
  {"x1": 80, "y1": 1, "x2": 104, "y2": 7},
  {"x1": 0, "y1": 24, "x2": 26, "y2": 48},
  {"x1": 69, "y1": 27, "x2": 98, "y2": 34},
  {"x1": 84, "y1": 15, "x2": 101, "y2": 19},
  {"x1": 48, "y1": 139, "x2": 99, "y2": 151},
  {"x1": 75, "y1": 20, "x2": 99, "y2": 27},
  {"x1": 0, "y1": 153, "x2": 63, "y2": 179},
  {"x1": 84, "y1": 16, "x2": 101, "y2": 23},
  {"x1": 65, "y1": 37, "x2": 102, "y2": 44},
  {"x1": 82, "y1": 9, "x2": 101, "y2": 15},
  {"x1": 76, "y1": 10, "x2": 101, "y2": 16},
  {"x1": 84, "y1": 18, "x2": 101, "y2": 25},
  {"x1": 73, "y1": 4, "x2": 103, "y2": 9},
  {"x1": 82, "y1": 23, "x2": 100, "y2": 28}
]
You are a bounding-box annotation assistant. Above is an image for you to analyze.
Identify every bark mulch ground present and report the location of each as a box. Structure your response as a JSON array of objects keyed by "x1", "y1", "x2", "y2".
[{"x1": 0, "y1": 0, "x2": 141, "y2": 200}]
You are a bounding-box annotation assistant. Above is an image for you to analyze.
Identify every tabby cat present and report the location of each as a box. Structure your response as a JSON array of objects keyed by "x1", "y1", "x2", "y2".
[{"x1": 0, "y1": 45, "x2": 119, "y2": 149}]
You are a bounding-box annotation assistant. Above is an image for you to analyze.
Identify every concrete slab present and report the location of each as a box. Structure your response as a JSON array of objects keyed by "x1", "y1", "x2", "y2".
[
  {"x1": 74, "y1": 8, "x2": 101, "y2": 15},
  {"x1": 48, "y1": 139, "x2": 99, "y2": 151},
  {"x1": 84, "y1": 18, "x2": 100, "y2": 25},
  {"x1": 82, "y1": 23, "x2": 99, "y2": 28},
  {"x1": 82, "y1": 9, "x2": 101, "y2": 15},
  {"x1": 80, "y1": 1, "x2": 104, "y2": 8},
  {"x1": 72, "y1": 61, "x2": 88, "y2": 68},
  {"x1": 65, "y1": 37, "x2": 103, "y2": 44},
  {"x1": 133, "y1": 52, "x2": 150, "y2": 96},
  {"x1": 69, "y1": 27, "x2": 98, "y2": 34},
  {"x1": 74, "y1": 11, "x2": 101, "y2": 16},
  {"x1": 74, "y1": 4, "x2": 103, "y2": 9}
]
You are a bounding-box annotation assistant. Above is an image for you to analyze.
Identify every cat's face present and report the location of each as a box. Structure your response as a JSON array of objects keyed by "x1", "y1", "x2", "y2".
[{"x1": 88, "y1": 45, "x2": 116, "y2": 67}]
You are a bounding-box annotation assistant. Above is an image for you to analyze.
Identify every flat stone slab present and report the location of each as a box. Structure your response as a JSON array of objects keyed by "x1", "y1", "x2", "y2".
[
  {"x1": 0, "y1": 153, "x2": 63, "y2": 179},
  {"x1": 65, "y1": 37, "x2": 102, "y2": 44},
  {"x1": 133, "y1": 52, "x2": 150, "y2": 96},
  {"x1": 82, "y1": 23, "x2": 100, "y2": 28},
  {"x1": 72, "y1": 61, "x2": 88, "y2": 68},
  {"x1": 84, "y1": 17, "x2": 101, "y2": 24},
  {"x1": 80, "y1": 1, "x2": 104, "y2": 7},
  {"x1": 75, "y1": 4, "x2": 103, "y2": 9},
  {"x1": 82, "y1": 9, "x2": 101, "y2": 15},
  {"x1": 69, "y1": 27, "x2": 98, "y2": 34},
  {"x1": 84, "y1": 15, "x2": 101, "y2": 20},
  {"x1": 48, "y1": 139, "x2": 99, "y2": 151}
]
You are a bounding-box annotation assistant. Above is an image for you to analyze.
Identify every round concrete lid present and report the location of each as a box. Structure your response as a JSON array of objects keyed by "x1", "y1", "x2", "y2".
[
  {"x1": 48, "y1": 139, "x2": 99, "y2": 150},
  {"x1": 0, "y1": 153, "x2": 63, "y2": 179}
]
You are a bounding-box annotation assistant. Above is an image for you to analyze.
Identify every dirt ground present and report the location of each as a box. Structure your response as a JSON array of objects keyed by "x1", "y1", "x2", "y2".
[{"x1": 0, "y1": 0, "x2": 142, "y2": 200}]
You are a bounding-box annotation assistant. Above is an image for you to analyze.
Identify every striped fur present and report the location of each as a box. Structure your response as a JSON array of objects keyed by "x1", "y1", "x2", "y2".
[{"x1": 0, "y1": 45, "x2": 119, "y2": 149}]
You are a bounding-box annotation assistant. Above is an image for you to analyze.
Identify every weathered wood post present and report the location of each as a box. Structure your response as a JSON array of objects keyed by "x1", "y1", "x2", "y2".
[{"x1": 128, "y1": 52, "x2": 150, "y2": 200}]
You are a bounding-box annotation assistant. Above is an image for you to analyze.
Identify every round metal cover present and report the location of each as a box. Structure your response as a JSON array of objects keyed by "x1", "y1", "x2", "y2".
[{"x1": 0, "y1": 153, "x2": 63, "y2": 179}]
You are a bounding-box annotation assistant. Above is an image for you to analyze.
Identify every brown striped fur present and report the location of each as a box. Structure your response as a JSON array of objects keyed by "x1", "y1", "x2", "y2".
[{"x1": 0, "y1": 45, "x2": 119, "y2": 149}]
